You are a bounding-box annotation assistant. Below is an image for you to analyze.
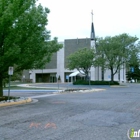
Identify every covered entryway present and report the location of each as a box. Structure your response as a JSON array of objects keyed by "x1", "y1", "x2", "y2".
[
  {"x1": 69, "y1": 71, "x2": 85, "y2": 82},
  {"x1": 36, "y1": 73, "x2": 50, "y2": 83},
  {"x1": 36, "y1": 73, "x2": 57, "y2": 83}
]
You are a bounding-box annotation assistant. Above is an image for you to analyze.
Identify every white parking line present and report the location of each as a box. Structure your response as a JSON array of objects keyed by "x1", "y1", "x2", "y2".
[{"x1": 29, "y1": 94, "x2": 58, "y2": 99}]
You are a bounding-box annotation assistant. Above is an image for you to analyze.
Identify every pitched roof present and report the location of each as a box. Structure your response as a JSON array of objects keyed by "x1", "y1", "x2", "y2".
[{"x1": 91, "y1": 22, "x2": 95, "y2": 40}]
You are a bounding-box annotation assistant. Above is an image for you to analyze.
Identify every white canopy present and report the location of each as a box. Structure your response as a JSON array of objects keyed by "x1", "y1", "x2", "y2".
[{"x1": 69, "y1": 70, "x2": 85, "y2": 77}]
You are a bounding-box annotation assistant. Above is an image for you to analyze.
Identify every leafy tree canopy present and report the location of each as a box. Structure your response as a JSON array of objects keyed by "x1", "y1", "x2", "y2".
[
  {"x1": 67, "y1": 48, "x2": 96, "y2": 78},
  {"x1": 95, "y1": 33, "x2": 139, "y2": 82},
  {"x1": 126, "y1": 41, "x2": 140, "y2": 81},
  {"x1": 0, "y1": 0, "x2": 62, "y2": 96}
]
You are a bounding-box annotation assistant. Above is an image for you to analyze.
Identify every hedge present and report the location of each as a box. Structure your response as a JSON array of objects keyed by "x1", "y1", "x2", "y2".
[{"x1": 73, "y1": 80, "x2": 119, "y2": 85}]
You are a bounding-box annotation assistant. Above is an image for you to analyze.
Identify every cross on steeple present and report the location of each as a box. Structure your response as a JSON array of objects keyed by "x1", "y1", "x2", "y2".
[{"x1": 91, "y1": 10, "x2": 93, "y2": 22}]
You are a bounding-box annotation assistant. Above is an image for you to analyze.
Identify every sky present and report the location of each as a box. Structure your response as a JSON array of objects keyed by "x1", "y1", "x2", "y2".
[{"x1": 37, "y1": 0, "x2": 140, "y2": 42}]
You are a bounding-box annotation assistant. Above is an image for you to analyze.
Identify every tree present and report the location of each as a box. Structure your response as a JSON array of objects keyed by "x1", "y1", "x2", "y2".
[
  {"x1": 95, "y1": 33, "x2": 138, "y2": 82},
  {"x1": 126, "y1": 67, "x2": 140, "y2": 82},
  {"x1": 126, "y1": 42, "x2": 140, "y2": 81},
  {"x1": 67, "y1": 48, "x2": 96, "y2": 80},
  {"x1": 0, "y1": 0, "x2": 62, "y2": 96}
]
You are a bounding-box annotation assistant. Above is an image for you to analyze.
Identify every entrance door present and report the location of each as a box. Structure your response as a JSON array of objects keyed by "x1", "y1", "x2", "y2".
[{"x1": 50, "y1": 73, "x2": 57, "y2": 83}]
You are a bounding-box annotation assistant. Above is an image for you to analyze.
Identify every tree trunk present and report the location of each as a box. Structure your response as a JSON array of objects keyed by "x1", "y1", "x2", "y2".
[
  {"x1": 101, "y1": 66, "x2": 104, "y2": 81},
  {"x1": 111, "y1": 68, "x2": 114, "y2": 82},
  {"x1": 85, "y1": 70, "x2": 89, "y2": 81},
  {"x1": 3, "y1": 81, "x2": 6, "y2": 88},
  {"x1": 85, "y1": 74, "x2": 89, "y2": 81},
  {"x1": 0, "y1": 77, "x2": 3, "y2": 97}
]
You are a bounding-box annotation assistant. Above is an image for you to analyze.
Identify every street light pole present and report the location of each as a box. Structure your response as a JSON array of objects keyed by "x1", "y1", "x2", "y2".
[
  {"x1": 8, "y1": 67, "x2": 13, "y2": 101},
  {"x1": 8, "y1": 75, "x2": 11, "y2": 101},
  {"x1": 42, "y1": 69, "x2": 43, "y2": 82},
  {"x1": 88, "y1": 71, "x2": 91, "y2": 88},
  {"x1": 56, "y1": 74, "x2": 59, "y2": 91}
]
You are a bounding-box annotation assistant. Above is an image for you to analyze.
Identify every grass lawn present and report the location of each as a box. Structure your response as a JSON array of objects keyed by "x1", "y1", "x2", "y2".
[
  {"x1": 1, "y1": 82, "x2": 60, "y2": 102},
  {"x1": 4, "y1": 86, "x2": 59, "y2": 90},
  {"x1": 4, "y1": 81, "x2": 62, "y2": 90}
]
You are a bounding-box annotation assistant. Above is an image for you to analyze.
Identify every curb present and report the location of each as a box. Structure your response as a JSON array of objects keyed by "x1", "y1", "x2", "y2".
[
  {"x1": 0, "y1": 98, "x2": 32, "y2": 107},
  {"x1": 17, "y1": 84, "x2": 64, "y2": 89},
  {"x1": 110, "y1": 85, "x2": 128, "y2": 87},
  {"x1": 57, "y1": 88, "x2": 106, "y2": 94}
]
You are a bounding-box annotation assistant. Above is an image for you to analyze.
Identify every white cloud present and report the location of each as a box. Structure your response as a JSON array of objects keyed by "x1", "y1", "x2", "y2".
[{"x1": 38, "y1": 0, "x2": 140, "y2": 41}]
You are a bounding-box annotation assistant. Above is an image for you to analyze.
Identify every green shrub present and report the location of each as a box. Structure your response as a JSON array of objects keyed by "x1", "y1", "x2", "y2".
[
  {"x1": 0, "y1": 96, "x2": 19, "y2": 101},
  {"x1": 73, "y1": 80, "x2": 119, "y2": 85}
]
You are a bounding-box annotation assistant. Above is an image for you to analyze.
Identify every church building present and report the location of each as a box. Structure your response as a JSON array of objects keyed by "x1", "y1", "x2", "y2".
[{"x1": 23, "y1": 13, "x2": 126, "y2": 83}]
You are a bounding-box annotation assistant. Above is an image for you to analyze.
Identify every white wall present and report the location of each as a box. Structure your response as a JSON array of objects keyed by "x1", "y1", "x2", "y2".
[{"x1": 57, "y1": 42, "x2": 65, "y2": 82}]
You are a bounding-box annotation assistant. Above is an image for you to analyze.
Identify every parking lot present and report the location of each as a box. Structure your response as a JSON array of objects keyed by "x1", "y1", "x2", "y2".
[{"x1": 0, "y1": 83, "x2": 140, "y2": 140}]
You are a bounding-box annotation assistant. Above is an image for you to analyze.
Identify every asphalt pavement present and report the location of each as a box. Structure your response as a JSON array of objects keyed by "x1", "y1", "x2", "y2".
[{"x1": 0, "y1": 83, "x2": 140, "y2": 140}]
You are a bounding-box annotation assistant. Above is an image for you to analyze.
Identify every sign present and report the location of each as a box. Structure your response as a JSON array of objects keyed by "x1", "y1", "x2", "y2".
[
  {"x1": 131, "y1": 67, "x2": 134, "y2": 73},
  {"x1": 66, "y1": 75, "x2": 69, "y2": 80},
  {"x1": 8, "y1": 67, "x2": 13, "y2": 75},
  {"x1": 108, "y1": 75, "x2": 111, "y2": 79}
]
